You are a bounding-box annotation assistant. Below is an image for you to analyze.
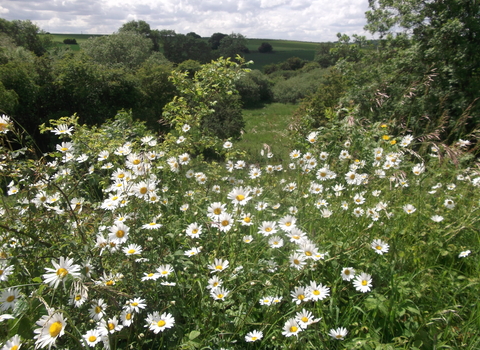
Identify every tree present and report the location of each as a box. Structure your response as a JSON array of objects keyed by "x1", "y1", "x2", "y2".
[
  {"x1": 0, "y1": 19, "x2": 53, "y2": 56},
  {"x1": 217, "y1": 33, "x2": 249, "y2": 59},
  {"x1": 160, "y1": 32, "x2": 212, "y2": 64},
  {"x1": 258, "y1": 42, "x2": 273, "y2": 53},
  {"x1": 118, "y1": 20, "x2": 160, "y2": 51},
  {"x1": 81, "y1": 31, "x2": 153, "y2": 70},
  {"x1": 209, "y1": 33, "x2": 228, "y2": 50},
  {"x1": 352, "y1": 0, "x2": 480, "y2": 140}
]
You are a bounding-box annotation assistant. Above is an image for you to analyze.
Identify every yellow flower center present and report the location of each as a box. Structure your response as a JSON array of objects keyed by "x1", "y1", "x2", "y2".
[
  {"x1": 336, "y1": 334, "x2": 342, "y2": 339},
  {"x1": 192, "y1": 229, "x2": 198, "y2": 234},
  {"x1": 131, "y1": 302, "x2": 138, "y2": 306},
  {"x1": 362, "y1": 280, "x2": 368, "y2": 286},
  {"x1": 75, "y1": 295, "x2": 81, "y2": 301},
  {"x1": 313, "y1": 290, "x2": 320, "y2": 296},
  {"x1": 301, "y1": 316, "x2": 309, "y2": 323},
  {"x1": 56, "y1": 268, "x2": 68, "y2": 277},
  {"x1": 40, "y1": 196, "x2": 47, "y2": 202},
  {"x1": 161, "y1": 270, "x2": 168, "y2": 275},
  {"x1": 244, "y1": 217, "x2": 251, "y2": 223},
  {"x1": 127, "y1": 249, "x2": 136, "y2": 254},
  {"x1": 217, "y1": 294, "x2": 224, "y2": 298},
  {"x1": 11, "y1": 346, "x2": 19, "y2": 350},
  {"x1": 320, "y1": 172, "x2": 327, "y2": 177},
  {"x1": 221, "y1": 220, "x2": 229, "y2": 227},
  {"x1": 251, "y1": 336, "x2": 257, "y2": 341},
  {"x1": 293, "y1": 236, "x2": 300, "y2": 240},
  {"x1": 305, "y1": 251, "x2": 312, "y2": 256},
  {"x1": 290, "y1": 326, "x2": 298, "y2": 333},
  {"x1": 157, "y1": 320, "x2": 166, "y2": 327},
  {"x1": 344, "y1": 270, "x2": 350, "y2": 275},
  {"x1": 147, "y1": 273, "x2": 154, "y2": 277},
  {"x1": 61, "y1": 147, "x2": 68, "y2": 152},
  {"x1": 140, "y1": 187, "x2": 148, "y2": 194},
  {"x1": 236, "y1": 194, "x2": 245, "y2": 201},
  {"x1": 297, "y1": 294, "x2": 305, "y2": 300},
  {"x1": 118, "y1": 173, "x2": 125, "y2": 178},
  {"x1": 6, "y1": 295, "x2": 15, "y2": 302},
  {"x1": 293, "y1": 259, "x2": 300, "y2": 265},
  {"x1": 49, "y1": 321, "x2": 63, "y2": 337},
  {"x1": 95, "y1": 306, "x2": 102, "y2": 314},
  {"x1": 88, "y1": 335, "x2": 97, "y2": 342},
  {"x1": 285, "y1": 222, "x2": 291, "y2": 226},
  {"x1": 108, "y1": 322, "x2": 115, "y2": 330},
  {"x1": 376, "y1": 245, "x2": 382, "y2": 250},
  {"x1": 213, "y1": 208, "x2": 221, "y2": 215},
  {"x1": 116, "y1": 230, "x2": 125, "y2": 238},
  {"x1": 126, "y1": 313, "x2": 132, "y2": 320},
  {"x1": 213, "y1": 282, "x2": 219, "y2": 287},
  {"x1": 133, "y1": 159, "x2": 141, "y2": 165},
  {"x1": 265, "y1": 227, "x2": 272, "y2": 232},
  {"x1": 215, "y1": 265, "x2": 223, "y2": 270}
]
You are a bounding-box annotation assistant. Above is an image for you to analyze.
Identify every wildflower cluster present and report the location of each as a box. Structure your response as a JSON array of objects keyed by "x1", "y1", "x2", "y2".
[{"x1": 0, "y1": 111, "x2": 478, "y2": 349}]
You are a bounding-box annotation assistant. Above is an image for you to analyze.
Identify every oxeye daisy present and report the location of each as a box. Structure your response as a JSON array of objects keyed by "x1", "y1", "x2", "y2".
[
  {"x1": 1, "y1": 334, "x2": 22, "y2": 350},
  {"x1": 83, "y1": 329, "x2": 102, "y2": 347},
  {"x1": 141, "y1": 272, "x2": 161, "y2": 281},
  {"x1": 290, "y1": 286, "x2": 308, "y2": 304},
  {"x1": 142, "y1": 221, "x2": 162, "y2": 230},
  {"x1": 458, "y1": 250, "x2": 471, "y2": 258},
  {"x1": 245, "y1": 330, "x2": 263, "y2": 342},
  {"x1": 123, "y1": 243, "x2": 142, "y2": 256},
  {"x1": 0, "y1": 262, "x2": 14, "y2": 282},
  {"x1": 89, "y1": 299, "x2": 107, "y2": 321},
  {"x1": 289, "y1": 253, "x2": 307, "y2": 270},
  {"x1": 403, "y1": 204, "x2": 416, "y2": 214},
  {"x1": 258, "y1": 221, "x2": 277, "y2": 236},
  {"x1": 208, "y1": 258, "x2": 229, "y2": 273},
  {"x1": 0, "y1": 288, "x2": 21, "y2": 311},
  {"x1": 216, "y1": 212, "x2": 234, "y2": 232},
  {"x1": 227, "y1": 186, "x2": 252, "y2": 206},
  {"x1": 268, "y1": 236, "x2": 284, "y2": 248},
  {"x1": 184, "y1": 247, "x2": 201, "y2": 257},
  {"x1": 33, "y1": 312, "x2": 66, "y2": 349},
  {"x1": 108, "y1": 223, "x2": 130, "y2": 244},
  {"x1": 306, "y1": 281, "x2": 330, "y2": 301},
  {"x1": 126, "y1": 298, "x2": 146, "y2": 313},
  {"x1": 120, "y1": 309, "x2": 134, "y2": 327},
  {"x1": 329, "y1": 327, "x2": 348, "y2": 340},
  {"x1": 371, "y1": 239, "x2": 389, "y2": 255},
  {"x1": 210, "y1": 286, "x2": 230, "y2": 301},
  {"x1": 295, "y1": 308, "x2": 321, "y2": 329},
  {"x1": 208, "y1": 203, "x2": 225, "y2": 218},
  {"x1": 259, "y1": 296, "x2": 273, "y2": 306},
  {"x1": 282, "y1": 318, "x2": 302, "y2": 337},
  {"x1": 341, "y1": 267, "x2": 355, "y2": 281},
  {"x1": 42, "y1": 257, "x2": 81, "y2": 289},
  {"x1": 156, "y1": 264, "x2": 174, "y2": 277},
  {"x1": 186, "y1": 223, "x2": 202, "y2": 238},
  {"x1": 206, "y1": 276, "x2": 223, "y2": 290},
  {"x1": 145, "y1": 312, "x2": 175, "y2": 334},
  {"x1": 444, "y1": 199, "x2": 455, "y2": 209},
  {"x1": 353, "y1": 272, "x2": 372, "y2": 293},
  {"x1": 242, "y1": 235, "x2": 254, "y2": 243}
]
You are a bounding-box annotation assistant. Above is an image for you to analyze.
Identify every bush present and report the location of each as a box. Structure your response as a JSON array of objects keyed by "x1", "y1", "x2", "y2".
[
  {"x1": 235, "y1": 70, "x2": 273, "y2": 107},
  {"x1": 63, "y1": 38, "x2": 77, "y2": 45},
  {"x1": 258, "y1": 42, "x2": 273, "y2": 53},
  {"x1": 272, "y1": 68, "x2": 327, "y2": 104}
]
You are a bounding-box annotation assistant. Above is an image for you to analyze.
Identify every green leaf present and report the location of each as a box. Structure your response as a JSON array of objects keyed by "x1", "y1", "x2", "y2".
[{"x1": 189, "y1": 330, "x2": 201, "y2": 340}]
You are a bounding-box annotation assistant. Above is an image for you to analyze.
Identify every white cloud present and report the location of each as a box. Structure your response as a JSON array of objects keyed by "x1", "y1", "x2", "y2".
[{"x1": 1, "y1": 0, "x2": 371, "y2": 41}]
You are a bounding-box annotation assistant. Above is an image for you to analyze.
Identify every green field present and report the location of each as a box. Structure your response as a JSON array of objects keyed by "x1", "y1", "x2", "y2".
[
  {"x1": 238, "y1": 103, "x2": 299, "y2": 162},
  {"x1": 48, "y1": 34, "x2": 320, "y2": 70}
]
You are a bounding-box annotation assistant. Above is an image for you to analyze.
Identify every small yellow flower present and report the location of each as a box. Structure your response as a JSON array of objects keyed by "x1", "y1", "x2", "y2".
[
  {"x1": 382, "y1": 135, "x2": 390, "y2": 141},
  {"x1": 390, "y1": 140, "x2": 397, "y2": 145},
  {"x1": 380, "y1": 124, "x2": 387, "y2": 128}
]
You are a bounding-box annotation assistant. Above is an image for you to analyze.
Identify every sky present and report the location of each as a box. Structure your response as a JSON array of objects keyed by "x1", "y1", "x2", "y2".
[{"x1": 0, "y1": 0, "x2": 372, "y2": 42}]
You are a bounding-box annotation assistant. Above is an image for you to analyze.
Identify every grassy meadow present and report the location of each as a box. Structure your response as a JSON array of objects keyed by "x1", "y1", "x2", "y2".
[{"x1": 0, "y1": 58, "x2": 479, "y2": 350}]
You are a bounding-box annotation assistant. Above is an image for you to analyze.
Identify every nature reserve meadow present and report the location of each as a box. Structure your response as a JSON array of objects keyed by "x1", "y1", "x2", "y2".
[{"x1": 1, "y1": 0, "x2": 480, "y2": 349}]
